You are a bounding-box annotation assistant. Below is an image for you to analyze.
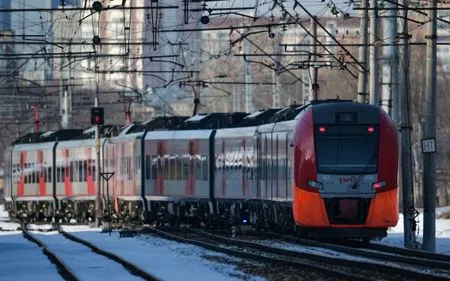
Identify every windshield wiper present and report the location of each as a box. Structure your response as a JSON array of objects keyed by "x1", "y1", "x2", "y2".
[{"x1": 351, "y1": 153, "x2": 378, "y2": 190}]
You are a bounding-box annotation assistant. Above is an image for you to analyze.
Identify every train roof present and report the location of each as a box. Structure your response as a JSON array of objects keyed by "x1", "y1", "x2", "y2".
[
  {"x1": 234, "y1": 108, "x2": 281, "y2": 127},
  {"x1": 12, "y1": 129, "x2": 84, "y2": 144},
  {"x1": 177, "y1": 112, "x2": 247, "y2": 130},
  {"x1": 126, "y1": 116, "x2": 190, "y2": 134}
]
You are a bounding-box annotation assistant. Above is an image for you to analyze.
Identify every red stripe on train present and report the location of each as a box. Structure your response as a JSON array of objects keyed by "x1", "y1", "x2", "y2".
[
  {"x1": 18, "y1": 151, "x2": 27, "y2": 196},
  {"x1": 85, "y1": 148, "x2": 95, "y2": 195},
  {"x1": 185, "y1": 140, "x2": 199, "y2": 196},
  {"x1": 63, "y1": 149, "x2": 72, "y2": 196},
  {"x1": 38, "y1": 150, "x2": 47, "y2": 196}
]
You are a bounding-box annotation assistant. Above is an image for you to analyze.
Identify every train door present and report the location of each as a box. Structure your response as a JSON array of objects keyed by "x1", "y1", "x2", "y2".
[
  {"x1": 286, "y1": 130, "x2": 294, "y2": 201},
  {"x1": 256, "y1": 132, "x2": 262, "y2": 199},
  {"x1": 263, "y1": 134, "x2": 268, "y2": 200}
]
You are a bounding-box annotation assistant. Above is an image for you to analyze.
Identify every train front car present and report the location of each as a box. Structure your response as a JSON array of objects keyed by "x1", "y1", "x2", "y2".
[{"x1": 292, "y1": 101, "x2": 398, "y2": 240}]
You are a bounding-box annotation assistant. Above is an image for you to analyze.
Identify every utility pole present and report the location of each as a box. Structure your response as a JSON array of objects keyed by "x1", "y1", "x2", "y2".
[
  {"x1": 357, "y1": 0, "x2": 369, "y2": 103},
  {"x1": 309, "y1": 17, "x2": 318, "y2": 102},
  {"x1": 423, "y1": 0, "x2": 438, "y2": 253},
  {"x1": 272, "y1": 32, "x2": 282, "y2": 108},
  {"x1": 369, "y1": 0, "x2": 379, "y2": 105},
  {"x1": 398, "y1": 0, "x2": 417, "y2": 249},
  {"x1": 60, "y1": 47, "x2": 66, "y2": 128},
  {"x1": 244, "y1": 39, "x2": 254, "y2": 112},
  {"x1": 95, "y1": 56, "x2": 102, "y2": 227},
  {"x1": 381, "y1": 0, "x2": 399, "y2": 120}
]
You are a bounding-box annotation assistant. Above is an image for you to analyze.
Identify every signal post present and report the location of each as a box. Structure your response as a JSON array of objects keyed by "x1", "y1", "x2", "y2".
[{"x1": 91, "y1": 107, "x2": 104, "y2": 227}]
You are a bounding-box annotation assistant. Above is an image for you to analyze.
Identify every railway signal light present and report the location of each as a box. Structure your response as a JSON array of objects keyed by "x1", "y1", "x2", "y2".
[{"x1": 91, "y1": 107, "x2": 104, "y2": 125}]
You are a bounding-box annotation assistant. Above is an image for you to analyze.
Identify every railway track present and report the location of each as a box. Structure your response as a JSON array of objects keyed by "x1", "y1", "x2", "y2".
[
  {"x1": 163, "y1": 228, "x2": 450, "y2": 281},
  {"x1": 22, "y1": 228, "x2": 160, "y2": 281},
  {"x1": 253, "y1": 231, "x2": 450, "y2": 270},
  {"x1": 148, "y1": 227, "x2": 421, "y2": 281}
]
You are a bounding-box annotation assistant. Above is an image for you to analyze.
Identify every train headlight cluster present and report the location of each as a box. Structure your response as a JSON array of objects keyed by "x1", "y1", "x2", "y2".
[
  {"x1": 308, "y1": 180, "x2": 324, "y2": 190},
  {"x1": 371, "y1": 181, "x2": 387, "y2": 190}
]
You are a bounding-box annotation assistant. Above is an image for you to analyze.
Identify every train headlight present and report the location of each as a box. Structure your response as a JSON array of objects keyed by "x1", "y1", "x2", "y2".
[
  {"x1": 308, "y1": 180, "x2": 324, "y2": 190},
  {"x1": 371, "y1": 181, "x2": 386, "y2": 190}
]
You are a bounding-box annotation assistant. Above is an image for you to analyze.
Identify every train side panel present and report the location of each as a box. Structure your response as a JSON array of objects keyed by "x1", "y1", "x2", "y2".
[
  {"x1": 144, "y1": 130, "x2": 212, "y2": 201},
  {"x1": 55, "y1": 139, "x2": 98, "y2": 200},
  {"x1": 12, "y1": 142, "x2": 55, "y2": 201},
  {"x1": 214, "y1": 127, "x2": 257, "y2": 200}
]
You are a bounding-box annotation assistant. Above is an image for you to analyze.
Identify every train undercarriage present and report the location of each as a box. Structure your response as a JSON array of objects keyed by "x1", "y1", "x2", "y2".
[{"x1": 4, "y1": 198, "x2": 386, "y2": 241}]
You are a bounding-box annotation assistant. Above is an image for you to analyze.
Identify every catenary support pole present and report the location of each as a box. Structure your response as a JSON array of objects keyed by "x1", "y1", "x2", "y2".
[
  {"x1": 423, "y1": 0, "x2": 437, "y2": 253},
  {"x1": 272, "y1": 32, "x2": 282, "y2": 108},
  {"x1": 381, "y1": 0, "x2": 399, "y2": 120},
  {"x1": 244, "y1": 39, "x2": 254, "y2": 112},
  {"x1": 309, "y1": 17, "x2": 318, "y2": 102},
  {"x1": 95, "y1": 56, "x2": 102, "y2": 227},
  {"x1": 357, "y1": 0, "x2": 369, "y2": 103},
  {"x1": 369, "y1": 0, "x2": 379, "y2": 105},
  {"x1": 398, "y1": 0, "x2": 417, "y2": 249}
]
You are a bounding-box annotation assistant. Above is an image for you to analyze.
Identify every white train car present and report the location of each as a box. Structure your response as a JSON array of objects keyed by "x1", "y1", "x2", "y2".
[
  {"x1": 104, "y1": 128, "x2": 144, "y2": 221},
  {"x1": 10, "y1": 141, "x2": 55, "y2": 220}
]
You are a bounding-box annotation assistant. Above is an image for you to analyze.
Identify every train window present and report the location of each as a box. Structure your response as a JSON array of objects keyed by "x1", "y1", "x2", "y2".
[
  {"x1": 145, "y1": 156, "x2": 151, "y2": 180},
  {"x1": 196, "y1": 157, "x2": 201, "y2": 180},
  {"x1": 183, "y1": 157, "x2": 188, "y2": 180},
  {"x1": 175, "y1": 157, "x2": 181, "y2": 180},
  {"x1": 24, "y1": 164, "x2": 28, "y2": 184},
  {"x1": 70, "y1": 162, "x2": 74, "y2": 182},
  {"x1": 170, "y1": 156, "x2": 175, "y2": 180},
  {"x1": 137, "y1": 155, "x2": 140, "y2": 171},
  {"x1": 30, "y1": 164, "x2": 33, "y2": 183},
  {"x1": 151, "y1": 156, "x2": 157, "y2": 180},
  {"x1": 315, "y1": 126, "x2": 378, "y2": 174},
  {"x1": 203, "y1": 156, "x2": 208, "y2": 181},
  {"x1": 48, "y1": 167, "x2": 52, "y2": 183},
  {"x1": 73, "y1": 161, "x2": 78, "y2": 182},
  {"x1": 56, "y1": 167, "x2": 61, "y2": 183},
  {"x1": 162, "y1": 157, "x2": 167, "y2": 179},
  {"x1": 77, "y1": 161, "x2": 82, "y2": 182},
  {"x1": 83, "y1": 161, "x2": 88, "y2": 182},
  {"x1": 31, "y1": 164, "x2": 35, "y2": 184},
  {"x1": 92, "y1": 162, "x2": 96, "y2": 181}
]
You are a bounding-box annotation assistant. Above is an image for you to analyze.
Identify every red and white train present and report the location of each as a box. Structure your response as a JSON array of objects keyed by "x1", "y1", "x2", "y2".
[{"x1": 3, "y1": 100, "x2": 399, "y2": 240}]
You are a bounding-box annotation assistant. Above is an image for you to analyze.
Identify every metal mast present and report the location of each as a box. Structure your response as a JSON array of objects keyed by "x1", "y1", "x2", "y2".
[
  {"x1": 244, "y1": 39, "x2": 254, "y2": 112},
  {"x1": 357, "y1": 0, "x2": 369, "y2": 103},
  {"x1": 423, "y1": 0, "x2": 438, "y2": 252},
  {"x1": 272, "y1": 32, "x2": 282, "y2": 108},
  {"x1": 398, "y1": 0, "x2": 417, "y2": 249},
  {"x1": 381, "y1": 0, "x2": 399, "y2": 121},
  {"x1": 369, "y1": 0, "x2": 379, "y2": 105},
  {"x1": 309, "y1": 17, "x2": 318, "y2": 102}
]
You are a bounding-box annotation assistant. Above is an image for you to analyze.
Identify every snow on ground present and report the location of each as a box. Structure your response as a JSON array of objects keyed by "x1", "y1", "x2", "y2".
[
  {"x1": 0, "y1": 204, "x2": 20, "y2": 232},
  {"x1": 33, "y1": 232, "x2": 144, "y2": 281},
  {"x1": 69, "y1": 231, "x2": 263, "y2": 281},
  {"x1": 0, "y1": 233, "x2": 64, "y2": 281},
  {"x1": 381, "y1": 206, "x2": 450, "y2": 254},
  {"x1": 1, "y1": 203, "x2": 449, "y2": 281}
]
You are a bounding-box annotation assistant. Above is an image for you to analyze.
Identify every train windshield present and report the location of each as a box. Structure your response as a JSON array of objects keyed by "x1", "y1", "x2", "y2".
[{"x1": 315, "y1": 125, "x2": 378, "y2": 174}]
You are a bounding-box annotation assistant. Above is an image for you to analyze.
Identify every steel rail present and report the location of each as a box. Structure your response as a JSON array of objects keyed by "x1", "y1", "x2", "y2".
[
  {"x1": 22, "y1": 229, "x2": 80, "y2": 281},
  {"x1": 368, "y1": 243, "x2": 450, "y2": 263},
  {"x1": 260, "y1": 231, "x2": 450, "y2": 269},
  {"x1": 193, "y1": 229, "x2": 450, "y2": 281},
  {"x1": 149, "y1": 227, "x2": 377, "y2": 281},
  {"x1": 59, "y1": 230, "x2": 160, "y2": 281}
]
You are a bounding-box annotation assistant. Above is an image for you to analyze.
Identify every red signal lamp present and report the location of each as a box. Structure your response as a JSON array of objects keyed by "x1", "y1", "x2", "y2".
[
  {"x1": 319, "y1": 126, "x2": 326, "y2": 133},
  {"x1": 368, "y1": 126, "x2": 375, "y2": 133}
]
